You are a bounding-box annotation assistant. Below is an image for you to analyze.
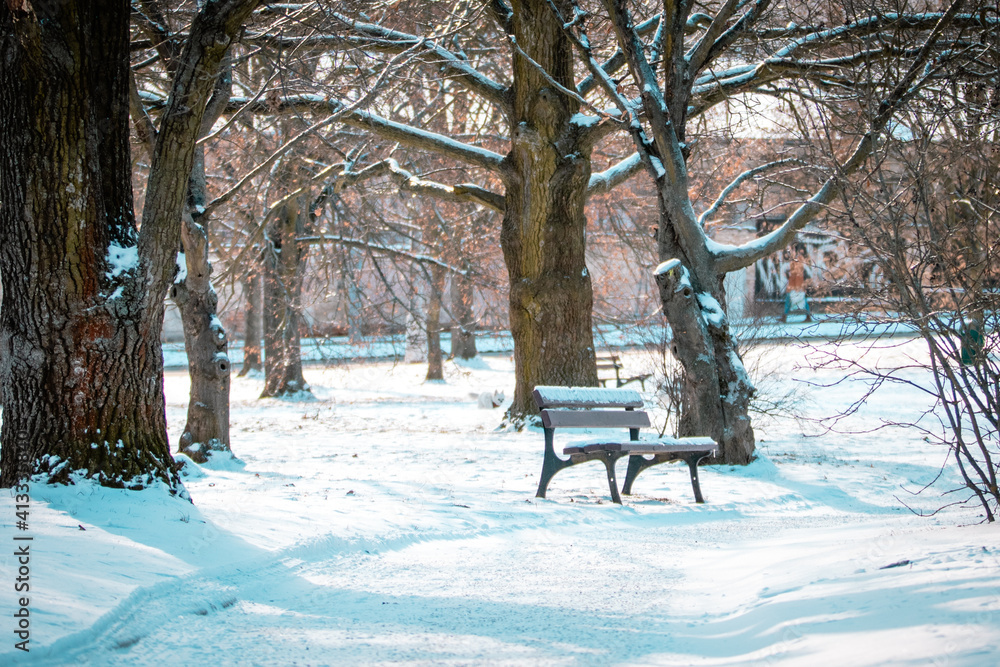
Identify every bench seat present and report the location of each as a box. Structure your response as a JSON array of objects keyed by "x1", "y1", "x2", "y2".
[{"x1": 563, "y1": 438, "x2": 717, "y2": 455}]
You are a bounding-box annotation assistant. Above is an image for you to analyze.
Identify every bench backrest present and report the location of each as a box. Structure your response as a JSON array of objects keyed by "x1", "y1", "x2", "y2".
[{"x1": 533, "y1": 386, "x2": 650, "y2": 430}]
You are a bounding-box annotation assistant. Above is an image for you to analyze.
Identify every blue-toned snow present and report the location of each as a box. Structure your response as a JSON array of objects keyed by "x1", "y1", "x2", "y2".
[{"x1": 2, "y1": 336, "x2": 995, "y2": 666}]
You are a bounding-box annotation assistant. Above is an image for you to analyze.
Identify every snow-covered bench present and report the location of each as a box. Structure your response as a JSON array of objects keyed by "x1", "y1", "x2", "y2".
[{"x1": 533, "y1": 386, "x2": 717, "y2": 504}]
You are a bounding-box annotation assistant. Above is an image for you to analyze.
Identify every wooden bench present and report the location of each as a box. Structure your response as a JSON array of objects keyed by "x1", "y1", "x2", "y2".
[
  {"x1": 533, "y1": 386, "x2": 717, "y2": 504},
  {"x1": 596, "y1": 353, "x2": 652, "y2": 390}
]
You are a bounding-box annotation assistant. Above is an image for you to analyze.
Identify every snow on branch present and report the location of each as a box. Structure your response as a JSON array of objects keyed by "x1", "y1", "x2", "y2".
[
  {"x1": 588, "y1": 152, "x2": 643, "y2": 195},
  {"x1": 349, "y1": 159, "x2": 505, "y2": 213},
  {"x1": 196, "y1": 96, "x2": 504, "y2": 218},
  {"x1": 712, "y1": 0, "x2": 968, "y2": 274},
  {"x1": 241, "y1": 14, "x2": 508, "y2": 107},
  {"x1": 687, "y1": 10, "x2": 998, "y2": 118},
  {"x1": 685, "y1": 0, "x2": 745, "y2": 73},
  {"x1": 323, "y1": 12, "x2": 509, "y2": 107}
]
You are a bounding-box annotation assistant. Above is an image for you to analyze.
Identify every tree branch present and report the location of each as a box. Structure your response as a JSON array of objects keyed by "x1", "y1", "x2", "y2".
[
  {"x1": 697, "y1": 158, "x2": 806, "y2": 227},
  {"x1": 588, "y1": 152, "x2": 644, "y2": 195},
  {"x1": 712, "y1": 0, "x2": 969, "y2": 273},
  {"x1": 297, "y1": 235, "x2": 469, "y2": 277}
]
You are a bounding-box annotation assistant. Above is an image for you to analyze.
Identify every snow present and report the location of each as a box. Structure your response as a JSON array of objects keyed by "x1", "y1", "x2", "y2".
[
  {"x1": 654, "y1": 258, "x2": 682, "y2": 276},
  {"x1": 105, "y1": 244, "x2": 138, "y2": 280},
  {"x1": 570, "y1": 112, "x2": 600, "y2": 128},
  {"x1": 534, "y1": 386, "x2": 643, "y2": 408},
  {"x1": 588, "y1": 152, "x2": 641, "y2": 192},
  {"x1": 2, "y1": 339, "x2": 999, "y2": 665},
  {"x1": 697, "y1": 292, "x2": 726, "y2": 328},
  {"x1": 174, "y1": 252, "x2": 187, "y2": 284},
  {"x1": 648, "y1": 155, "x2": 666, "y2": 178}
]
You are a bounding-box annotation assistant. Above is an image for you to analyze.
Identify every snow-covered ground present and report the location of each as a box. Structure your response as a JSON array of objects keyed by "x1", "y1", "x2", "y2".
[{"x1": 2, "y1": 338, "x2": 998, "y2": 666}]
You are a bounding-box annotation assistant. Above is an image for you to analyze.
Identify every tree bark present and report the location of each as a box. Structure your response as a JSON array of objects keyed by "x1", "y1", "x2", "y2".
[
  {"x1": 239, "y1": 264, "x2": 264, "y2": 376},
  {"x1": 500, "y1": 0, "x2": 598, "y2": 422},
  {"x1": 449, "y1": 268, "x2": 478, "y2": 359},
  {"x1": 0, "y1": 0, "x2": 259, "y2": 488},
  {"x1": 654, "y1": 256, "x2": 755, "y2": 465},
  {"x1": 171, "y1": 215, "x2": 231, "y2": 463},
  {"x1": 0, "y1": 0, "x2": 176, "y2": 488},
  {"x1": 261, "y1": 196, "x2": 310, "y2": 397},
  {"x1": 426, "y1": 264, "x2": 446, "y2": 381},
  {"x1": 171, "y1": 56, "x2": 234, "y2": 462},
  {"x1": 403, "y1": 259, "x2": 428, "y2": 363}
]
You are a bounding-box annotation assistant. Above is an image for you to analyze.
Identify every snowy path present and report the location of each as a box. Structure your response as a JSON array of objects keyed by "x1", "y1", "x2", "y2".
[{"x1": 3, "y1": 341, "x2": 999, "y2": 665}]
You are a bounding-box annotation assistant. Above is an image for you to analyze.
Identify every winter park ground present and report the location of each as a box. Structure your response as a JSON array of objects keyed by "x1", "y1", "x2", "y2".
[{"x1": 2, "y1": 336, "x2": 999, "y2": 666}]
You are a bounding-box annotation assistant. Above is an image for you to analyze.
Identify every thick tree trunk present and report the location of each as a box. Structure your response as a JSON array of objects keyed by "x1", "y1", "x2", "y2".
[
  {"x1": 449, "y1": 269, "x2": 478, "y2": 360},
  {"x1": 0, "y1": 1, "x2": 177, "y2": 488},
  {"x1": 501, "y1": 0, "x2": 598, "y2": 422},
  {"x1": 171, "y1": 216, "x2": 231, "y2": 463},
  {"x1": 261, "y1": 197, "x2": 310, "y2": 397},
  {"x1": 239, "y1": 265, "x2": 263, "y2": 376},
  {"x1": 426, "y1": 265, "x2": 446, "y2": 381}
]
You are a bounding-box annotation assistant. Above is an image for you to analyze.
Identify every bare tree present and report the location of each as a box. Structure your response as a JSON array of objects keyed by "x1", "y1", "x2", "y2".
[
  {"x1": 819, "y1": 69, "x2": 999, "y2": 520},
  {"x1": 557, "y1": 0, "x2": 992, "y2": 463},
  {"x1": 220, "y1": 0, "x2": 648, "y2": 421},
  {"x1": 130, "y1": 2, "x2": 245, "y2": 462},
  {"x1": 0, "y1": 0, "x2": 261, "y2": 488}
]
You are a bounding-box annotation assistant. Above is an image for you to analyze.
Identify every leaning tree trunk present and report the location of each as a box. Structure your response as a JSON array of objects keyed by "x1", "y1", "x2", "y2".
[
  {"x1": 171, "y1": 214, "x2": 231, "y2": 463},
  {"x1": 500, "y1": 0, "x2": 598, "y2": 422},
  {"x1": 261, "y1": 196, "x2": 310, "y2": 397},
  {"x1": 171, "y1": 59, "x2": 234, "y2": 462},
  {"x1": 653, "y1": 214, "x2": 756, "y2": 465},
  {"x1": 239, "y1": 263, "x2": 264, "y2": 376},
  {"x1": 0, "y1": 1, "x2": 177, "y2": 488}
]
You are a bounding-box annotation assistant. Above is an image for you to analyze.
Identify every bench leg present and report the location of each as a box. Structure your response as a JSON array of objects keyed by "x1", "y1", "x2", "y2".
[
  {"x1": 684, "y1": 452, "x2": 711, "y2": 504},
  {"x1": 621, "y1": 454, "x2": 662, "y2": 495},
  {"x1": 623, "y1": 453, "x2": 711, "y2": 503},
  {"x1": 599, "y1": 453, "x2": 624, "y2": 504},
  {"x1": 536, "y1": 428, "x2": 574, "y2": 499}
]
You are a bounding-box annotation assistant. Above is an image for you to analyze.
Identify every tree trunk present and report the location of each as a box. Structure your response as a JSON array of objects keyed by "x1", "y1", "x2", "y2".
[
  {"x1": 261, "y1": 196, "x2": 310, "y2": 397},
  {"x1": 426, "y1": 265, "x2": 446, "y2": 381},
  {"x1": 403, "y1": 260, "x2": 427, "y2": 363},
  {"x1": 0, "y1": 1, "x2": 177, "y2": 488},
  {"x1": 654, "y1": 217, "x2": 756, "y2": 465},
  {"x1": 501, "y1": 0, "x2": 598, "y2": 422},
  {"x1": 449, "y1": 269, "x2": 478, "y2": 360},
  {"x1": 172, "y1": 58, "x2": 234, "y2": 462},
  {"x1": 239, "y1": 264, "x2": 263, "y2": 376},
  {"x1": 171, "y1": 215, "x2": 231, "y2": 463}
]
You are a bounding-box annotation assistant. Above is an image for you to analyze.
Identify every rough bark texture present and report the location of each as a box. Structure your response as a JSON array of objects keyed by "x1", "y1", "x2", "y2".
[
  {"x1": 654, "y1": 255, "x2": 755, "y2": 465},
  {"x1": 425, "y1": 265, "x2": 446, "y2": 381},
  {"x1": 449, "y1": 269, "x2": 478, "y2": 360},
  {"x1": 170, "y1": 55, "x2": 234, "y2": 462},
  {"x1": 0, "y1": 1, "x2": 176, "y2": 487},
  {"x1": 171, "y1": 216, "x2": 231, "y2": 463},
  {"x1": 261, "y1": 196, "x2": 310, "y2": 397},
  {"x1": 239, "y1": 265, "x2": 263, "y2": 376},
  {"x1": 650, "y1": 169, "x2": 756, "y2": 466},
  {"x1": 601, "y1": 0, "x2": 757, "y2": 464},
  {"x1": 0, "y1": 0, "x2": 259, "y2": 487},
  {"x1": 501, "y1": 0, "x2": 598, "y2": 421}
]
